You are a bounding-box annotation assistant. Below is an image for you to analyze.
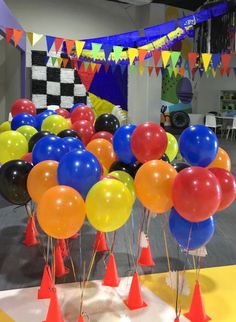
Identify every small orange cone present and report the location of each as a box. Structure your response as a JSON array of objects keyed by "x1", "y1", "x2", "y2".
[
  {"x1": 102, "y1": 253, "x2": 120, "y2": 287},
  {"x1": 174, "y1": 317, "x2": 180, "y2": 322},
  {"x1": 38, "y1": 264, "x2": 54, "y2": 299},
  {"x1": 184, "y1": 280, "x2": 211, "y2": 322},
  {"x1": 23, "y1": 216, "x2": 39, "y2": 247},
  {"x1": 70, "y1": 232, "x2": 80, "y2": 239},
  {"x1": 78, "y1": 314, "x2": 85, "y2": 322},
  {"x1": 55, "y1": 243, "x2": 69, "y2": 278},
  {"x1": 43, "y1": 288, "x2": 64, "y2": 322},
  {"x1": 93, "y1": 231, "x2": 109, "y2": 252},
  {"x1": 58, "y1": 239, "x2": 68, "y2": 258},
  {"x1": 138, "y1": 243, "x2": 155, "y2": 267},
  {"x1": 124, "y1": 272, "x2": 147, "y2": 310}
]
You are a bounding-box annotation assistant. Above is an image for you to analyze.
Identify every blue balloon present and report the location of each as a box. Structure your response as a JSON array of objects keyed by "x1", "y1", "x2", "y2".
[
  {"x1": 113, "y1": 124, "x2": 137, "y2": 164},
  {"x1": 169, "y1": 208, "x2": 215, "y2": 250},
  {"x1": 62, "y1": 137, "x2": 85, "y2": 152},
  {"x1": 32, "y1": 136, "x2": 68, "y2": 165},
  {"x1": 35, "y1": 110, "x2": 57, "y2": 130},
  {"x1": 11, "y1": 113, "x2": 36, "y2": 130},
  {"x1": 179, "y1": 125, "x2": 218, "y2": 167},
  {"x1": 70, "y1": 103, "x2": 85, "y2": 114},
  {"x1": 57, "y1": 150, "x2": 101, "y2": 199}
]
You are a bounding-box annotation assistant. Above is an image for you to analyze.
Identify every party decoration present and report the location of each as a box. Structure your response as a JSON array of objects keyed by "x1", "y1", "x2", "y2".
[
  {"x1": 179, "y1": 125, "x2": 218, "y2": 167},
  {"x1": 38, "y1": 264, "x2": 53, "y2": 299},
  {"x1": 28, "y1": 131, "x2": 52, "y2": 152},
  {"x1": 62, "y1": 137, "x2": 85, "y2": 152},
  {"x1": 172, "y1": 162, "x2": 190, "y2": 173},
  {"x1": 165, "y1": 132, "x2": 178, "y2": 162},
  {"x1": 0, "y1": 121, "x2": 11, "y2": 133},
  {"x1": 94, "y1": 113, "x2": 120, "y2": 134},
  {"x1": 0, "y1": 160, "x2": 33, "y2": 205},
  {"x1": 16, "y1": 125, "x2": 38, "y2": 142},
  {"x1": 55, "y1": 243, "x2": 69, "y2": 277},
  {"x1": 86, "y1": 138, "x2": 116, "y2": 169},
  {"x1": 102, "y1": 253, "x2": 120, "y2": 287},
  {"x1": 93, "y1": 231, "x2": 109, "y2": 252},
  {"x1": 71, "y1": 105, "x2": 95, "y2": 124},
  {"x1": 109, "y1": 160, "x2": 141, "y2": 179},
  {"x1": 41, "y1": 115, "x2": 68, "y2": 135},
  {"x1": 131, "y1": 122, "x2": 168, "y2": 164},
  {"x1": 55, "y1": 108, "x2": 70, "y2": 119},
  {"x1": 0, "y1": 131, "x2": 28, "y2": 164},
  {"x1": 91, "y1": 131, "x2": 113, "y2": 143},
  {"x1": 109, "y1": 170, "x2": 135, "y2": 202},
  {"x1": 37, "y1": 185, "x2": 86, "y2": 239},
  {"x1": 70, "y1": 103, "x2": 85, "y2": 114},
  {"x1": 161, "y1": 153, "x2": 170, "y2": 163},
  {"x1": 27, "y1": 160, "x2": 59, "y2": 203},
  {"x1": 113, "y1": 124, "x2": 136, "y2": 164},
  {"x1": 207, "y1": 147, "x2": 231, "y2": 171},
  {"x1": 23, "y1": 215, "x2": 39, "y2": 247},
  {"x1": 35, "y1": 110, "x2": 57, "y2": 130},
  {"x1": 72, "y1": 120, "x2": 95, "y2": 145},
  {"x1": 124, "y1": 272, "x2": 147, "y2": 310},
  {"x1": 11, "y1": 99, "x2": 36, "y2": 117},
  {"x1": 57, "y1": 129, "x2": 81, "y2": 139},
  {"x1": 32, "y1": 136, "x2": 68, "y2": 165},
  {"x1": 173, "y1": 167, "x2": 222, "y2": 222},
  {"x1": 169, "y1": 208, "x2": 215, "y2": 250},
  {"x1": 58, "y1": 149, "x2": 101, "y2": 199},
  {"x1": 11, "y1": 113, "x2": 36, "y2": 130},
  {"x1": 21, "y1": 152, "x2": 32, "y2": 164},
  {"x1": 134, "y1": 160, "x2": 177, "y2": 213},
  {"x1": 43, "y1": 288, "x2": 64, "y2": 322}
]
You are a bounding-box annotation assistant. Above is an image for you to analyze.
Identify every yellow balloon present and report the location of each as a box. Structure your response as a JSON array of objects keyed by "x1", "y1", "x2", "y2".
[
  {"x1": 0, "y1": 121, "x2": 11, "y2": 133},
  {"x1": 0, "y1": 131, "x2": 28, "y2": 164},
  {"x1": 109, "y1": 170, "x2": 136, "y2": 202},
  {"x1": 17, "y1": 125, "x2": 38, "y2": 142},
  {"x1": 165, "y1": 132, "x2": 178, "y2": 162},
  {"x1": 41, "y1": 115, "x2": 68, "y2": 134},
  {"x1": 86, "y1": 179, "x2": 133, "y2": 232}
]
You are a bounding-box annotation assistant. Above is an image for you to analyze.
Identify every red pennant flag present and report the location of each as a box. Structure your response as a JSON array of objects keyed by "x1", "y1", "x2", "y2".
[
  {"x1": 221, "y1": 54, "x2": 231, "y2": 71},
  {"x1": 62, "y1": 58, "x2": 69, "y2": 68},
  {"x1": 138, "y1": 49, "x2": 147, "y2": 65},
  {"x1": 148, "y1": 66, "x2": 154, "y2": 76},
  {"x1": 179, "y1": 67, "x2": 185, "y2": 77},
  {"x1": 5, "y1": 28, "x2": 13, "y2": 44},
  {"x1": 71, "y1": 57, "x2": 78, "y2": 70},
  {"x1": 77, "y1": 65, "x2": 96, "y2": 91},
  {"x1": 96, "y1": 64, "x2": 102, "y2": 73},
  {"x1": 55, "y1": 38, "x2": 64, "y2": 53},
  {"x1": 65, "y1": 39, "x2": 74, "y2": 55},
  {"x1": 104, "y1": 63, "x2": 110, "y2": 73},
  {"x1": 226, "y1": 67, "x2": 231, "y2": 76},
  {"x1": 155, "y1": 67, "x2": 161, "y2": 76},
  {"x1": 191, "y1": 67, "x2": 198, "y2": 80},
  {"x1": 152, "y1": 50, "x2": 161, "y2": 66},
  {"x1": 188, "y1": 52, "x2": 198, "y2": 71},
  {"x1": 220, "y1": 67, "x2": 225, "y2": 76},
  {"x1": 13, "y1": 29, "x2": 24, "y2": 47}
]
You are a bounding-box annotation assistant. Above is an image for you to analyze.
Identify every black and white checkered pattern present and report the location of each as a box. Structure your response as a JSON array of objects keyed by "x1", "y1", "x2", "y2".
[{"x1": 31, "y1": 51, "x2": 88, "y2": 109}]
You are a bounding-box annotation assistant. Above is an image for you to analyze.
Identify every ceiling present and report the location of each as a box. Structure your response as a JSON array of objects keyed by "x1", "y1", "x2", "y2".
[{"x1": 107, "y1": 0, "x2": 208, "y2": 11}]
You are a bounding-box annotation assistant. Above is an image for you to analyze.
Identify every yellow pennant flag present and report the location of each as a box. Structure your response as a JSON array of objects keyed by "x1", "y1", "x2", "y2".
[
  {"x1": 161, "y1": 50, "x2": 171, "y2": 68},
  {"x1": 202, "y1": 53, "x2": 212, "y2": 72},
  {"x1": 75, "y1": 40, "x2": 85, "y2": 58},
  {"x1": 128, "y1": 48, "x2": 138, "y2": 66},
  {"x1": 139, "y1": 65, "x2": 145, "y2": 76},
  {"x1": 211, "y1": 68, "x2": 216, "y2": 78},
  {"x1": 91, "y1": 62, "x2": 97, "y2": 71},
  {"x1": 57, "y1": 57, "x2": 63, "y2": 67},
  {"x1": 27, "y1": 32, "x2": 43, "y2": 46},
  {"x1": 173, "y1": 67, "x2": 179, "y2": 77}
]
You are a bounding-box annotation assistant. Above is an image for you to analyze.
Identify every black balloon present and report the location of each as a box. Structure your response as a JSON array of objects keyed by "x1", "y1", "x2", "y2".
[
  {"x1": 172, "y1": 162, "x2": 190, "y2": 173},
  {"x1": 94, "y1": 113, "x2": 120, "y2": 134},
  {"x1": 161, "y1": 153, "x2": 170, "y2": 163},
  {"x1": 58, "y1": 129, "x2": 81, "y2": 139},
  {"x1": 0, "y1": 160, "x2": 33, "y2": 205},
  {"x1": 109, "y1": 161, "x2": 142, "y2": 178},
  {"x1": 28, "y1": 131, "x2": 52, "y2": 152}
]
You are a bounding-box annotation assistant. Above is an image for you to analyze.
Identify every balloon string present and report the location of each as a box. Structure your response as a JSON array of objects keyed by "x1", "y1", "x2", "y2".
[
  {"x1": 135, "y1": 206, "x2": 147, "y2": 266},
  {"x1": 79, "y1": 261, "x2": 86, "y2": 316},
  {"x1": 79, "y1": 231, "x2": 83, "y2": 287},
  {"x1": 110, "y1": 231, "x2": 117, "y2": 254},
  {"x1": 161, "y1": 215, "x2": 172, "y2": 276},
  {"x1": 68, "y1": 240, "x2": 77, "y2": 283}
]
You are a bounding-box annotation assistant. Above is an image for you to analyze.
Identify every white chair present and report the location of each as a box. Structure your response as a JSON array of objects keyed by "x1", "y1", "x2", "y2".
[
  {"x1": 205, "y1": 114, "x2": 222, "y2": 137},
  {"x1": 226, "y1": 117, "x2": 236, "y2": 140}
]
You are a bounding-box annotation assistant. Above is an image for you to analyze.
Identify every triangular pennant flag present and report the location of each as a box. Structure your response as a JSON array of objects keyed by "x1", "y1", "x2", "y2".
[
  {"x1": 66, "y1": 39, "x2": 75, "y2": 55},
  {"x1": 161, "y1": 67, "x2": 165, "y2": 76},
  {"x1": 152, "y1": 50, "x2": 161, "y2": 66},
  {"x1": 191, "y1": 67, "x2": 198, "y2": 80},
  {"x1": 161, "y1": 50, "x2": 171, "y2": 68},
  {"x1": 212, "y1": 53, "x2": 221, "y2": 71},
  {"x1": 221, "y1": 54, "x2": 231, "y2": 71},
  {"x1": 202, "y1": 53, "x2": 212, "y2": 72},
  {"x1": 130, "y1": 64, "x2": 136, "y2": 73},
  {"x1": 188, "y1": 52, "x2": 198, "y2": 70},
  {"x1": 71, "y1": 57, "x2": 78, "y2": 69},
  {"x1": 211, "y1": 68, "x2": 216, "y2": 78},
  {"x1": 103, "y1": 44, "x2": 113, "y2": 61},
  {"x1": 91, "y1": 42, "x2": 102, "y2": 60},
  {"x1": 111, "y1": 64, "x2": 117, "y2": 74},
  {"x1": 75, "y1": 40, "x2": 85, "y2": 58},
  {"x1": 46, "y1": 35, "x2": 56, "y2": 52},
  {"x1": 44, "y1": 56, "x2": 50, "y2": 65},
  {"x1": 148, "y1": 66, "x2": 154, "y2": 76},
  {"x1": 128, "y1": 48, "x2": 138, "y2": 66},
  {"x1": 205, "y1": 68, "x2": 210, "y2": 78},
  {"x1": 104, "y1": 63, "x2": 110, "y2": 73},
  {"x1": 26, "y1": 32, "x2": 34, "y2": 46},
  {"x1": 233, "y1": 67, "x2": 236, "y2": 76},
  {"x1": 91, "y1": 62, "x2": 97, "y2": 72},
  {"x1": 96, "y1": 63, "x2": 102, "y2": 73},
  {"x1": 199, "y1": 68, "x2": 204, "y2": 78},
  {"x1": 113, "y1": 46, "x2": 123, "y2": 63},
  {"x1": 5, "y1": 28, "x2": 13, "y2": 44},
  {"x1": 62, "y1": 58, "x2": 69, "y2": 68},
  {"x1": 32, "y1": 32, "x2": 43, "y2": 46},
  {"x1": 167, "y1": 66, "x2": 173, "y2": 77},
  {"x1": 57, "y1": 57, "x2": 63, "y2": 67},
  {"x1": 77, "y1": 65, "x2": 96, "y2": 91},
  {"x1": 84, "y1": 61, "x2": 90, "y2": 72},
  {"x1": 51, "y1": 57, "x2": 57, "y2": 66},
  {"x1": 173, "y1": 67, "x2": 179, "y2": 77},
  {"x1": 139, "y1": 65, "x2": 145, "y2": 76},
  {"x1": 171, "y1": 51, "x2": 181, "y2": 68},
  {"x1": 138, "y1": 49, "x2": 147, "y2": 65},
  {"x1": 55, "y1": 38, "x2": 64, "y2": 54},
  {"x1": 220, "y1": 67, "x2": 225, "y2": 76},
  {"x1": 179, "y1": 67, "x2": 185, "y2": 77},
  {"x1": 226, "y1": 67, "x2": 231, "y2": 77},
  {"x1": 155, "y1": 67, "x2": 161, "y2": 76},
  {"x1": 13, "y1": 29, "x2": 24, "y2": 47},
  {"x1": 120, "y1": 64, "x2": 127, "y2": 75}
]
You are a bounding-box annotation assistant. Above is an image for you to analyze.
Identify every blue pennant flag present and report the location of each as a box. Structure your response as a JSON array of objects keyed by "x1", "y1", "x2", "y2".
[
  {"x1": 199, "y1": 68, "x2": 204, "y2": 78},
  {"x1": 103, "y1": 44, "x2": 113, "y2": 61},
  {"x1": 44, "y1": 56, "x2": 50, "y2": 65},
  {"x1": 111, "y1": 64, "x2": 117, "y2": 74},
  {"x1": 120, "y1": 64, "x2": 127, "y2": 75},
  {"x1": 233, "y1": 67, "x2": 236, "y2": 76},
  {"x1": 46, "y1": 35, "x2": 56, "y2": 52},
  {"x1": 212, "y1": 53, "x2": 221, "y2": 70}
]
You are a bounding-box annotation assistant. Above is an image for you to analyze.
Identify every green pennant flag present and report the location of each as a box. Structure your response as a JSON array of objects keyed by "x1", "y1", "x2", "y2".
[
  {"x1": 130, "y1": 64, "x2": 136, "y2": 73},
  {"x1": 171, "y1": 51, "x2": 181, "y2": 67},
  {"x1": 167, "y1": 66, "x2": 173, "y2": 77},
  {"x1": 113, "y1": 46, "x2": 123, "y2": 63},
  {"x1": 84, "y1": 61, "x2": 90, "y2": 71},
  {"x1": 206, "y1": 68, "x2": 210, "y2": 78},
  {"x1": 91, "y1": 43, "x2": 102, "y2": 60},
  {"x1": 51, "y1": 57, "x2": 57, "y2": 66}
]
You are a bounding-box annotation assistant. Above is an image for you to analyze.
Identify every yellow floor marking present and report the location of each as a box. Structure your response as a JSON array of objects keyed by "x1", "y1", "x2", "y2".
[{"x1": 0, "y1": 309, "x2": 15, "y2": 322}]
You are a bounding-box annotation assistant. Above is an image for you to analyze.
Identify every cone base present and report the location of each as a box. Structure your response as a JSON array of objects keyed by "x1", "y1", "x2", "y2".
[
  {"x1": 102, "y1": 278, "x2": 120, "y2": 287},
  {"x1": 184, "y1": 312, "x2": 211, "y2": 322},
  {"x1": 124, "y1": 299, "x2": 148, "y2": 311},
  {"x1": 78, "y1": 315, "x2": 85, "y2": 322},
  {"x1": 138, "y1": 260, "x2": 155, "y2": 267},
  {"x1": 55, "y1": 267, "x2": 70, "y2": 278}
]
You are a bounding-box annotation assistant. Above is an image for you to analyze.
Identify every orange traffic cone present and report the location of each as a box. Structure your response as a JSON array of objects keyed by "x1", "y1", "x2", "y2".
[
  {"x1": 93, "y1": 231, "x2": 109, "y2": 252},
  {"x1": 55, "y1": 243, "x2": 69, "y2": 278},
  {"x1": 102, "y1": 253, "x2": 120, "y2": 287},
  {"x1": 184, "y1": 280, "x2": 211, "y2": 322},
  {"x1": 43, "y1": 288, "x2": 64, "y2": 322},
  {"x1": 124, "y1": 272, "x2": 147, "y2": 310},
  {"x1": 38, "y1": 264, "x2": 54, "y2": 299},
  {"x1": 138, "y1": 242, "x2": 155, "y2": 267},
  {"x1": 174, "y1": 317, "x2": 180, "y2": 322},
  {"x1": 23, "y1": 216, "x2": 39, "y2": 247},
  {"x1": 58, "y1": 239, "x2": 68, "y2": 258},
  {"x1": 78, "y1": 314, "x2": 85, "y2": 322}
]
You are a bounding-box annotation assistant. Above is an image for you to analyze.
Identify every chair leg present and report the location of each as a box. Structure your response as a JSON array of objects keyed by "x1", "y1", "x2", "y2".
[{"x1": 226, "y1": 129, "x2": 230, "y2": 140}]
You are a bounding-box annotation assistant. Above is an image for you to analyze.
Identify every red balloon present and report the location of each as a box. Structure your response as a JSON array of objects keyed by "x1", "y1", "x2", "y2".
[
  {"x1": 130, "y1": 122, "x2": 168, "y2": 163},
  {"x1": 55, "y1": 108, "x2": 70, "y2": 119},
  {"x1": 173, "y1": 167, "x2": 222, "y2": 222},
  {"x1": 72, "y1": 120, "x2": 95, "y2": 145},
  {"x1": 21, "y1": 152, "x2": 32, "y2": 164},
  {"x1": 11, "y1": 99, "x2": 36, "y2": 117},
  {"x1": 71, "y1": 106, "x2": 95, "y2": 124},
  {"x1": 91, "y1": 131, "x2": 113, "y2": 143},
  {"x1": 209, "y1": 168, "x2": 236, "y2": 211}
]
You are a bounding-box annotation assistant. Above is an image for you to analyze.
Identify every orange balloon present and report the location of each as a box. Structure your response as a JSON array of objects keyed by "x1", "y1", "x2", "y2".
[
  {"x1": 86, "y1": 138, "x2": 116, "y2": 169},
  {"x1": 27, "y1": 160, "x2": 59, "y2": 203},
  {"x1": 208, "y1": 147, "x2": 231, "y2": 171},
  {"x1": 134, "y1": 160, "x2": 177, "y2": 213},
  {"x1": 37, "y1": 185, "x2": 86, "y2": 239},
  {"x1": 67, "y1": 118, "x2": 72, "y2": 129}
]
